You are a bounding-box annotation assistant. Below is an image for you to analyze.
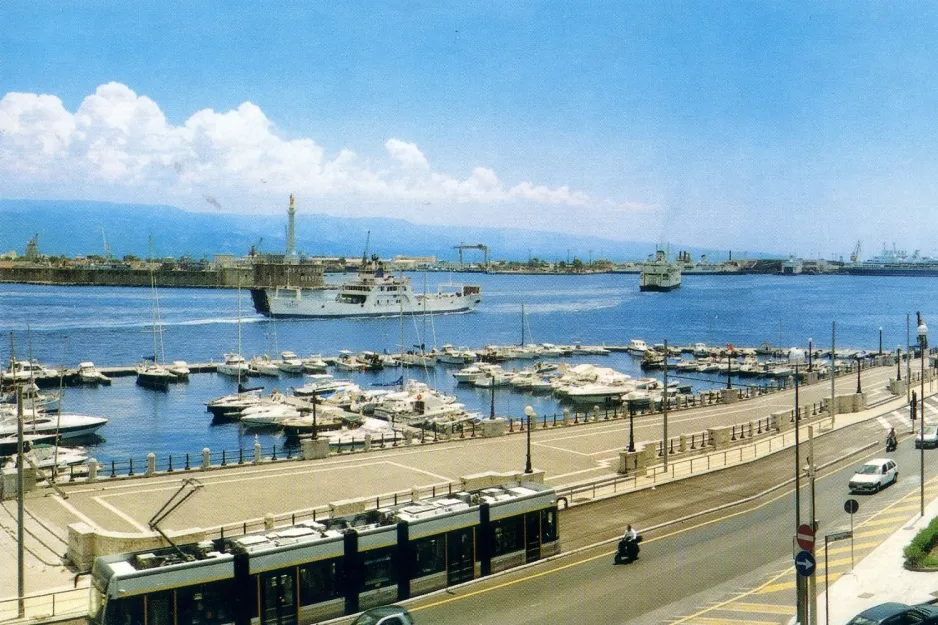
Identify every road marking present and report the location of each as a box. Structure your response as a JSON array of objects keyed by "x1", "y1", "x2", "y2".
[
  {"x1": 877, "y1": 416, "x2": 893, "y2": 430},
  {"x1": 93, "y1": 496, "x2": 150, "y2": 532},
  {"x1": 722, "y1": 602, "x2": 796, "y2": 615},
  {"x1": 383, "y1": 462, "x2": 452, "y2": 482},
  {"x1": 682, "y1": 617, "x2": 780, "y2": 625},
  {"x1": 51, "y1": 495, "x2": 99, "y2": 529}
]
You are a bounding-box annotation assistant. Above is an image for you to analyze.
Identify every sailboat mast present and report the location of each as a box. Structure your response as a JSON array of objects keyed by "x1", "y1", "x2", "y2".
[{"x1": 521, "y1": 304, "x2": 525, "y2": 347}]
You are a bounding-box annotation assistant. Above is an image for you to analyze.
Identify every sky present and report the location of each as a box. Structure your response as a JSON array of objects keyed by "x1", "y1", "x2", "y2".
[{"x1": 2, "y1": 1, "x2": 938, "y2": 258}]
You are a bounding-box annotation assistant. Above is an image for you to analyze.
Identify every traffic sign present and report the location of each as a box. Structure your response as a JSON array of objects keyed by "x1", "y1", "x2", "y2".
[
  {"x1": 794, "y1": 550, "x2": 816, "y2": 576},
  {"x1": 844, "y1": 499, "x2": 859, "y2": 514},
  {"x1": 827, "y1": 530, "x2": 853, "y2": 542},
  {"x1": 796, "y1": 523, "x2": 815, "y2": 550}
]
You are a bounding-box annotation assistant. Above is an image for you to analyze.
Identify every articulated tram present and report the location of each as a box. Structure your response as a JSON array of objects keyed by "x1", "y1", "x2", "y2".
[{"x1": 90, "y1": 481, "x2": 559, "y2": 625}]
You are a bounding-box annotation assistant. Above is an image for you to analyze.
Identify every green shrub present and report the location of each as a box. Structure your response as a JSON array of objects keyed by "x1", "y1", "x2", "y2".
[{"x1": 904, "y1": 515, "x2": 938, "y2": 568}]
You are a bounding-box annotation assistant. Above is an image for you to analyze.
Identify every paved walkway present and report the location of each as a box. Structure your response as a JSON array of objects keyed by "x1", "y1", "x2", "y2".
[{"x1": 812, "y1": 481, "x2": 938, "y2": 625}]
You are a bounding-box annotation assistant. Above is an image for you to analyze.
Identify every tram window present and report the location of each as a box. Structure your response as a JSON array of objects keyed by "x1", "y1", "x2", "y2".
[
  {"x1": 411, "y1": 536, "x2": 445, "y2": 577},
  {"x1": 299, "y1": 559, "x2": 342, "y2": 605},
  {"x1": 361, "y1": 548, "x2": 396, "y2": 589},
  {"x1": 147, "y1": 591, "x2": 173, "y2": 625},
  {"x1": 108, "y1": 595, "x2": 144, "y2": 625},
  {"x1": 541, "y1": 509, "x2": 558, "y2": 543},
  {"x1": 177, "y1": 580, "x2": 235, "y2": 625},
  {"x1": 491, "y1": 516, "x2": 524, "y2": 556}
]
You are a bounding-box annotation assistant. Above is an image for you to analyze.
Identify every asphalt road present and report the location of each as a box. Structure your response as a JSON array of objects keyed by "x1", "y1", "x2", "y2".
[{"x1": 402, "y1": 400, "x2": 934, "y2": 625}]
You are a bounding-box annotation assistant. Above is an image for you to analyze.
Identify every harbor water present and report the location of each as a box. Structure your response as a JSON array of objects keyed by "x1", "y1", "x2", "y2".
[{"x1": 1, "y1": 273, "x2": 934, "y2": 464}]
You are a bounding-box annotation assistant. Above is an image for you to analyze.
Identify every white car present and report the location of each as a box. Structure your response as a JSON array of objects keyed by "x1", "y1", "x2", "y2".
[
  {"x1": 915, "y1": 424, "x2": 938, "y2": 449},
  {"x1": 849, "y1": 458, "x2": 898, "y2": 494}
]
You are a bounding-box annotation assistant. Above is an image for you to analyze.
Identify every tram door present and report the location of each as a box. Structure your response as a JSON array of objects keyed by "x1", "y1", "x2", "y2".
[
  {"x1": 525, "y1": 513, "x2": 541, "y2": 562},
  {"x1": 260, "y1": 571, "x2": 297, "y2": 625},
  {"x1": 447, "y1": 528, "x2": 475, "y2": 586}
]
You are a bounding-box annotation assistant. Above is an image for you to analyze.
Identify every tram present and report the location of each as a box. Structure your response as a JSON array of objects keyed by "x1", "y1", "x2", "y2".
[{"x1": 89, "y1": 480, "x2": 559, "y2": 625}]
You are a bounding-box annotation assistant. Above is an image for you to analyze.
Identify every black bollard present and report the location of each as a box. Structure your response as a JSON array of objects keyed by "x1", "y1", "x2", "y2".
[
  {"x1": 221, "y1": 450, "x2": 227, "y2": 466},
  {"x1": 168, "y1": 455, "x2": 174, "y2": 472},
  {"x1": 128, "y1": 458, "x2": 134, "y2": 477},
  {"x1": 731, "y1": 425, "x2": 736, "y2": 441},
  {"x1": 238, "y1": 448, "x2": 244, "y2": 464},
  {"x1": 185, "y1": 453, "x2": 191, "y2": 471},
  {"x1": 110, "y1": 460, "x2": 116, "y2": 478}
]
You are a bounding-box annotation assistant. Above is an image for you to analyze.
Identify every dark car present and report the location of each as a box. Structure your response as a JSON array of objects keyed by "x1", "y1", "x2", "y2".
[
  {"x1": 351, "y1": 605, "x2": 415, "y2": 625},
  {"x1": 846, "y1": 601, "x2": 938, "y2": 624}
]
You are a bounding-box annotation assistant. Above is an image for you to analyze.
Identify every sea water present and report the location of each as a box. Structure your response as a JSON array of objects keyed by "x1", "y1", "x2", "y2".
[{"x1": 0, "y1": 273, "x2": 934, "y2": 463}]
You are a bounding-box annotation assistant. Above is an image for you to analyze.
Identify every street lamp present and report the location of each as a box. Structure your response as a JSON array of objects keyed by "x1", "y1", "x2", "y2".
[
  {"x1": 489, "y1": 377, "x2": 495, "y2": 419},
  {"x1": 897, "y1": 345, "x2": 902, "y2": 381},
  {"x1": 789, "y1": 347, "x2": 807, "y2": 625},
  {"x1": 523, "y1": 406, "x2": 535, "y2": 473},
  {"x1": 855, "y1": 355, "x2": 862, "y2": 394},
  {"x1": 918, "y1": 314, "x2": 927, "y2": 518},
  {"x1": 627, "y1": 401, "x2": 635, "y2": 452},
  {"x1": 879, "y1": 327, "x2": 883, "y2": 356},
  {"x1": 808, "y1": 338, "x2": 813, "y2": 372}
]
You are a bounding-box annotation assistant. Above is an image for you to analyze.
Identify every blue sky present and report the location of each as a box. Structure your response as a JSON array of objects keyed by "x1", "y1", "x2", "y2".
[{"x1": 2, "y1": 2, "x2": 938, "y2": 258}]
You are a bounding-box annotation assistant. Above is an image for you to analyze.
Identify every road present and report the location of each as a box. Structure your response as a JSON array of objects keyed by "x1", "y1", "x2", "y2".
[{"x1": 402, "y1": 398, "x2": 937, "y2": 625}]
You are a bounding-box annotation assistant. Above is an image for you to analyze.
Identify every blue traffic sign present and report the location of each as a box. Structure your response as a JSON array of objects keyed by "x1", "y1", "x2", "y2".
[{"x1": 794, "y1": 550, "x2": 816, "y2": 577}]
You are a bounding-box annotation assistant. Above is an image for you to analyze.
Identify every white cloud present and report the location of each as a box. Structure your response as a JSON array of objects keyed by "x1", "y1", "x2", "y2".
[{"x1": 0, "y1": 82, "x2": 631, "y2": 214}]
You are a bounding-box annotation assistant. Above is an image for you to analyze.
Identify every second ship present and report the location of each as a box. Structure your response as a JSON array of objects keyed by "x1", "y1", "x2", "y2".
[{"x1": 251, "y1": 254, "x2": 482, "y2": 318}]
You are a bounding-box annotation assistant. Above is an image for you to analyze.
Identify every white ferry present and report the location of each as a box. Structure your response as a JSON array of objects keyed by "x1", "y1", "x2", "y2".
[
  {"x1": 251, "y1": 255, "x2": 482, "y2": 318},
  {"x1": 639, "y1": 250, "x2": 682, "y2": 292}
]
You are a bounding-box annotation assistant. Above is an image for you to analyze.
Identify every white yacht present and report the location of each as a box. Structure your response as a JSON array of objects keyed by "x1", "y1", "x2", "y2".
[
  {"x1": 217, "y1": 353, "x2": 251, "y2": 377},
  {"x1": 2, "y1": 360, "x2": 60, "y2": 386},
  {"x1": 278, "y1": 351, "x2": 305, "y2": 374},
  {"x1": 168, "y1": 360, "x2": 191, "y2": 380},
  {"x1": 77, "y1": 361, "x2": 112, "y2": 386}
]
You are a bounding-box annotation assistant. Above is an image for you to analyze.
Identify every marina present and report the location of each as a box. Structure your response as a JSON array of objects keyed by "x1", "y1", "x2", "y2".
[{"x1": 0, "y1": 272, "x2": 933, "y2": 467}]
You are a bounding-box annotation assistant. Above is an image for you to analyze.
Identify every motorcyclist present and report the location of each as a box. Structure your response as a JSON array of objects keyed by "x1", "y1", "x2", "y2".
[
  {"x1": 623, "y1": 524, "x2": 640, "y2": 560},
  {"x1": 887, "y1": 427, "x2": 898, "y2": 451}
]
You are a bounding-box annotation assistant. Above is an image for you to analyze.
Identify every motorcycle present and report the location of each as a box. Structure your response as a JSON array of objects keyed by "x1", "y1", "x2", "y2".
[
  {"x1": 886, "y1": 435, "x2": 897, "y2": 452},
  {"x1": 613, "y1": 534, "x2": 642, "y2": 564}
]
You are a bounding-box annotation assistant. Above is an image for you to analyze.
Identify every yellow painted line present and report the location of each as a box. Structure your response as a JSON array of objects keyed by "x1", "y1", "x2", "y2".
[
  {"x1": 862, "y1": 514, "x2": 916, "y2": 527},
  {"x1": 758, "y1": 573, "x2": 843, "y2": 594},
  {"x1": 855, "y1": 526, "x2": 902, "y2": 538},
  {"x1": 722, "y1": 602, "x2": 796, "y2": 615},
  {"x1": 825, "y1": 539, "x2": 883, "y2": 554}
]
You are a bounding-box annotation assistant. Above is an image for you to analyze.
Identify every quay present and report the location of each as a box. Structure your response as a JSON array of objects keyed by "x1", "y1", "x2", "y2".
[{"x1": 0, "y1": 358, "x2": 926, "y2": 622}]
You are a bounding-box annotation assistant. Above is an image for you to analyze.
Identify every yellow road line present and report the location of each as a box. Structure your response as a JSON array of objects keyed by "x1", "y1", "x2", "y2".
[
  {"x1": 721, "y1": 602, "x2": 796, "y2": 615},
  {"x1": 683, "y1": 617, "x2": 781, "y2": 625}
]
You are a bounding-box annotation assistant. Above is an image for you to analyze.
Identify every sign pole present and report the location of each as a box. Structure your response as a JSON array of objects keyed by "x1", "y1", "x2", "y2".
[{"x1": 809, "y1": 427, "x2": 817, "y2": 625}]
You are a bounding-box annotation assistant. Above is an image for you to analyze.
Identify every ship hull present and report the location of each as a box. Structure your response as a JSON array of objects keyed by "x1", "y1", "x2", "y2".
[
  {"x1": 252, "y1": 287, "x2": 481, "y2": 318},
  {"x1": 639, "y1": 282, "x2": 681, "y2": 292}
]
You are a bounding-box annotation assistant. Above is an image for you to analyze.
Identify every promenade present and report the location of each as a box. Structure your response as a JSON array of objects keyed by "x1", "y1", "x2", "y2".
[{"x1": 0, "y1": 362, "x2": 922, "y2": 623}]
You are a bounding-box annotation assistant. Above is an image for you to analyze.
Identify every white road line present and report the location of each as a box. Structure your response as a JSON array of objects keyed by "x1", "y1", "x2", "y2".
[
  {"x1": 383, "y1": 462, "x2": 452, "y2": 482},
  {"x1": 877, "y1": 416, "x2": 893, "y2": 430},
  {"x1": 92, "y1": 496, "x2": 150, "y2": 532},
  {"x1": 51, "y1": 494, "x2": 100, "y2": 529}
]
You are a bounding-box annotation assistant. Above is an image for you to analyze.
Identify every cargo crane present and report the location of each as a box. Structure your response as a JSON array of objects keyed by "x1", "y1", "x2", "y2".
[
  {"x1": 850, "y1": 240, "x2": 861, "y2": 263},
  {"x1": 454, "y1": 243, "x2": 489, "y2": 269},
  {"x1": 101, "y1": 226, "x2": 111, "y2": 261}
]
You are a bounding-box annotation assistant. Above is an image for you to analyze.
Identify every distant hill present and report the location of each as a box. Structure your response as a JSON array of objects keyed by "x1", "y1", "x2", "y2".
[{"x1": 0, "y1": 199, "x2": 764, "y2": 263}]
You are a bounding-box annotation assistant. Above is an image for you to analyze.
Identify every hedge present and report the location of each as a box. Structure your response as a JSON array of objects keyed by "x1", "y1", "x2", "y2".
[{"x1": 904, "y1": 515, "x2": 938, "y2": 569}]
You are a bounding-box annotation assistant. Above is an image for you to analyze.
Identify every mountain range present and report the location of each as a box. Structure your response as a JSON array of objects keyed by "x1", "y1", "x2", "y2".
[{"x1": 0, "y1": 199, "x2": 765, "y2": 263}]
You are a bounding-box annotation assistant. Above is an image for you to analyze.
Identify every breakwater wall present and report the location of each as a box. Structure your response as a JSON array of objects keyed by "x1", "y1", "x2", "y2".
[{"x1": 0, "y1": 266, "x2": 253, "y2": 288}]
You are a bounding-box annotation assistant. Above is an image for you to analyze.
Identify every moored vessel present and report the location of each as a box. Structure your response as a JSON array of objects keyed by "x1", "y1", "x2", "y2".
[{"x1": 639, "y1": 250, "x2": 682, "y2": 292}]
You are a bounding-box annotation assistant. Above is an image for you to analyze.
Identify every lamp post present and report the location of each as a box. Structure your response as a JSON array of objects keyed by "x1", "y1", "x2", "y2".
[
  {"x1": 789, "y1": 347, "x2": 807, "y2": 625},
  {"x1": 897, "y1": 346, "x2": 902, "y2": 381},
  {"x1": 918, "y1": 314, "x2": 927, "y2": 518},
  {"x1": 808, "y1": 338, "x2": 813, "y2": 372},
  {"x1": 879, "y1": 327, "x2": 883, "y2": 356},
  {"x1": 489, "y1": 377, "x2": 495, "y2": 419},
  {"x1": 627, "y1": 401, "x2": 635, "y2": 452},
  {"x1": 524, "y1": 406, "x2": 535, "y2": 474},
  {"x1": 855, "y1": 355, "x2": 862, "y2": 394}
]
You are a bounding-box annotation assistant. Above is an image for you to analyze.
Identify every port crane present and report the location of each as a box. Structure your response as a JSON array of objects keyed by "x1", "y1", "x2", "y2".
[
  {"x1": 101, "y1": 227, "x2": 111, "y2": 260},
  {"x1": 454, "y1": 243, "x2": 489, "y2": 268},
  {"x1": 850, "y1": 240, "x2": 861, "y2": 262}
]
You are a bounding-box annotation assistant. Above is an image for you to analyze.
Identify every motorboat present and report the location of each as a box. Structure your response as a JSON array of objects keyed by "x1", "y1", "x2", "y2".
[
  {"x1": 168, "y1": 361, "x2": 191, "y2": 380},
  {"x1": 77, "y1": 361, "x2": 112, "y2": 385},
  {"x1": 3, "y1": 442, "x2": 88, "y2": 471},
  {"x1": 205, "y1": 385, "x2": 266, "y2": 420},
  {"x1": 250, "y1": 355, "x2": 282, "y2": 378},
  {"x1": 278, "y1": 351, "x2": 305, "y2": 374},
  {"x1": 437, "y1": 345, "x2": 477, "y2": 365},
  {"x1": 2, "y1": 360, "x2": 61, "y2": 387},
  {"x1": 292, "y1": 374, "x2": 356, "y2": 398},
  {"x1": 0, "y1": 412, "x2": 108, "y2": 439},
  {"x1": 217, "y1": 353, "x2": 251, "y2": 377},
  {"x1": 0, "y1": 382, "x2": 61, "y2": 412},
  {"x1": 626, "y1": 339, "x2": 649, "y2": 355},
  {"x1": 136, "y1": 362, "x2": 176, "y2": 391},
  {"x1": 302, "y1": 355, "x2": 329, "y2": 374},
  {"x1": 453, "y1": 365, "x2": 488, "y2": 384}
]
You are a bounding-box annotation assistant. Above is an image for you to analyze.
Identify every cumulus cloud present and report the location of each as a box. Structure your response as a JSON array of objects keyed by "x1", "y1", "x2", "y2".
[{"x1": 0, "y1": 82, "x2": 620, "y2": 212}]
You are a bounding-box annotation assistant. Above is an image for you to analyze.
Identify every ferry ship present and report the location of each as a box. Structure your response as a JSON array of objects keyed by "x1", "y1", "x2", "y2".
[
  {"x1": 251, "y1": 255, "x2": 482, "y2": 318},
  {"x1": 639, "y1": 250, "x2": 682, "y2": 292},
  {"x1": 841, "y1": 246, "x2": 938, "y2": 276}
]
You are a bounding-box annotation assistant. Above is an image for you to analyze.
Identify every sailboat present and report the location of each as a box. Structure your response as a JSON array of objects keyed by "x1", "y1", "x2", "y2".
[
  {"x1": 217, "y1": 281, "x2": 251, "y2": 378},
  {"x1": 136, "y1": 241, "x2": 176, "y2": 391}
]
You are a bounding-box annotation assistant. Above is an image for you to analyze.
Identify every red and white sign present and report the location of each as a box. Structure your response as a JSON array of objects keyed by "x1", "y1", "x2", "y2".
[{"x1": 796, "y1": 523, "x2": 815, "y2": 551}]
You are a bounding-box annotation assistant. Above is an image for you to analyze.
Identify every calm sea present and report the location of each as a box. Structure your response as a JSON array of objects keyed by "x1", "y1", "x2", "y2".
[{"x1": 1, "y1": 273, "x2": 934, "y2": 463}]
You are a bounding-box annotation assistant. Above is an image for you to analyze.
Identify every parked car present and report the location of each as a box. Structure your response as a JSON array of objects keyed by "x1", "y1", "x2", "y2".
[
  {"x1": 351, "y1": 605, "x2": 415, "y2": 625},
  {"x1": 849, "y1": 458, "x2": 898, "y2": 494},
  {"x1": 915, "y1": 424, "x2": 938, "y2": 449},
  {"x1": 846, "y1": 601, "x2": 938, "y2": 624}
]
